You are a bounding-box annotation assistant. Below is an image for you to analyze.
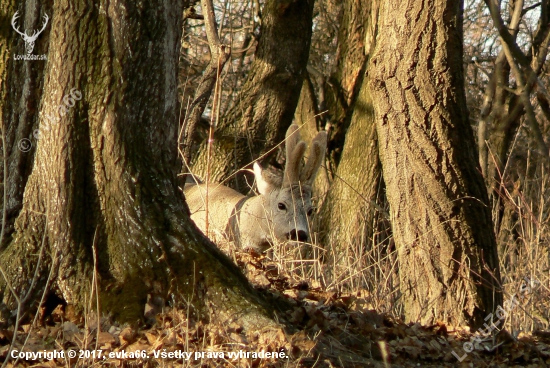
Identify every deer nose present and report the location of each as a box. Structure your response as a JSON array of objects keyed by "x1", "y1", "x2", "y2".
[{"x1": 288, "y1": 229, "x2": 308, "y2": 242}]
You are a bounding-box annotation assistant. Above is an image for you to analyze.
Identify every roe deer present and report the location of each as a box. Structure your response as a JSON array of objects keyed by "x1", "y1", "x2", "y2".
[{"x1": 184, "y1": 124, "x2": 327, "y2": 252}]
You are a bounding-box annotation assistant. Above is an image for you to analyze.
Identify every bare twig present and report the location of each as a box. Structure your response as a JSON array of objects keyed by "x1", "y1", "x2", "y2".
[{"x1": 11, "y1": 250, "x2": 55, "y2": 368}]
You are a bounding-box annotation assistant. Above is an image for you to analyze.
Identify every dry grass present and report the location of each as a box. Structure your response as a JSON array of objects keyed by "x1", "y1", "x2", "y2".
[{"x1": 311, "y1": 159, "x2": 550, "y2": 335}]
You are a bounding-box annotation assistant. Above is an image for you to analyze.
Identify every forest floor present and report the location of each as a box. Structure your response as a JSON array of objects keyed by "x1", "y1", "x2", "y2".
[{"x1": 0, "y1": 250, "x2": 549, "y2": 368}]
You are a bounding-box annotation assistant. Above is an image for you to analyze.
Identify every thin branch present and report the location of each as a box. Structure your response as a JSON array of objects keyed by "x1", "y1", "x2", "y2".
[
  {"x1": 0, "y1": 113, "x2": 6, "y2": 250},
  {"x1": 496, "y1": 28, "x2": 550, "y2": 138},
  {"x1": 202, "y1": 0, "x2": 222, "y2": 47},
  {"x1": 477, "y1": 51, "x2": 504, "y2": 177}
]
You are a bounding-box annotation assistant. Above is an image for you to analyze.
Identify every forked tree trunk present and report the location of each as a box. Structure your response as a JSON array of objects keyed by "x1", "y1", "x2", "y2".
[
  {"x1": 318, "y1": 0, "x2": 382, "y2": 268},
  {"x1": 369, "y1": 0, "x2": 502, "y2": 327},
  {"x1": 0, "y1": 0, "x2": 280, "y2": 330},
  {"x1": 189, "y1": 0, "x2": 314, "y2": 192}
]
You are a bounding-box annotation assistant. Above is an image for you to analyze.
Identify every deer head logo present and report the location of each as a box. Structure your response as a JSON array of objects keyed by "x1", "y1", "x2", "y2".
[{"x1": 11, "y1": 11, "x2": 49, "y2": 55}]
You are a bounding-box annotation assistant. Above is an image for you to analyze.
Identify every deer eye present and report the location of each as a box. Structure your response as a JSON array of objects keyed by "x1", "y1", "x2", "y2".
[
  {"x1": 277, "y1": 203, "x2": 286, "y2": 211},
  {"x1": 307, "y1": 208, "x2": 314, "y2": 216}
]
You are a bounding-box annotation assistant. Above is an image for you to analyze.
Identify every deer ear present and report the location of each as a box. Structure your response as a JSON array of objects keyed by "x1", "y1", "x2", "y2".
[
  {"x1": 300, "y1": 131, "x2": 327, "y2": 184},
  {"x1": 253, "y1": 163, "x2": 272, "y2": 195}
]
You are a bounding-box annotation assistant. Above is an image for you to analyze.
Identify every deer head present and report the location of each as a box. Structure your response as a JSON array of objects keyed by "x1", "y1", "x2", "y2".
[
  {"x1": 183, "y1": 124, "x2": 327, "y2": 253},
  {"x1": 11, "y1": 11, "x2": 49, "y2": 54},
  {"x1": 249, "y1": 124, "x2": 327, "y2": 249}
]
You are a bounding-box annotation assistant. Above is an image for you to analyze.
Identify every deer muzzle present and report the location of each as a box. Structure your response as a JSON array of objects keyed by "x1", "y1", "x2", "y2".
[{"x1": 287, "y1": 229, "x2": 308, "y2": 242}]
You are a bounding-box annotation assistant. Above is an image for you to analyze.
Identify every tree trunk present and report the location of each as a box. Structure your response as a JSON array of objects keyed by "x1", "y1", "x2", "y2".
[
  {"x1": 189, "y1": 0, "x2": 314, "y2": 192},
  {"x1": 319, "y1": 74, "x2": 382, "y2": 273},
  {"x1": 369, "y1": 0, "x2": 502, "y2": 327},
  {"x1": 0, "y1": 0, "x2": 50, "y2": 240},
  {"x1": 322, "y1": 0, "x2": 373, "y2": 167},
  {"x1": 317, "y1": 0, "x2": 383, "y2": 276},
  {"x1": 0, "y1": 0, "x2": 282, "y2": 330}
]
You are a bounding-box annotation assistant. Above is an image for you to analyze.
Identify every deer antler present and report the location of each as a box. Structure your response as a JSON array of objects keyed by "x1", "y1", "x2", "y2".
[
  {"x1": 28, "y1": 14, "x2": 49, "y2": 41},
  {"x1": 11, "y1": 11, "x2": 26, "y2": 38},
  {"x1": 11, "y1": 12, "x2": 49, "y2": 41}
]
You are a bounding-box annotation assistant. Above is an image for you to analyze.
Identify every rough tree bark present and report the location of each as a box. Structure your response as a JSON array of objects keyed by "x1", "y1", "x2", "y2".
[
  {"x1": 369, "y1": 0, "x2": 502, "y2": 327},
  {"x1": 321, "y1": 0, "x2": 372, "y2": 167},
  {"x1": 189, "y1": 0, "x2": 314, "y2": 192},
  {"x1": 0, "y1": 0, "x2": 50, "y2": 239},
  {"x1": 0, "y1": 0, "x2": 283, "y2": 330},
  {"x1": 317, "y1": 0, "x2": 382, "y2": 267}
]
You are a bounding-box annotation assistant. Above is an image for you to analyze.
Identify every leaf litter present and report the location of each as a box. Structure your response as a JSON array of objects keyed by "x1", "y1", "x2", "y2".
[{"x1": 0, "y1": 249, "x2": 548, "y2": 367}]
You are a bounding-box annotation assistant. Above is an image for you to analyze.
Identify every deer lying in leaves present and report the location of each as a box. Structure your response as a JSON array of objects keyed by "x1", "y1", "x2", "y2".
[{"x1": 184, "y1": 124, "x2": 327, "y2": 253}]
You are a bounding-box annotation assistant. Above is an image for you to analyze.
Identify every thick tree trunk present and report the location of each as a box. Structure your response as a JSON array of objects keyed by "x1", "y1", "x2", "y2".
[
  {"x1": 189, "y1": 0, "x2": 314, "y2": 192},
  {"x1": 0, "y1": 0, "x2": 282, "y2": 330},
  {"x1": 369, "y1": 0, "x2": 502, "y2": 327}
]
